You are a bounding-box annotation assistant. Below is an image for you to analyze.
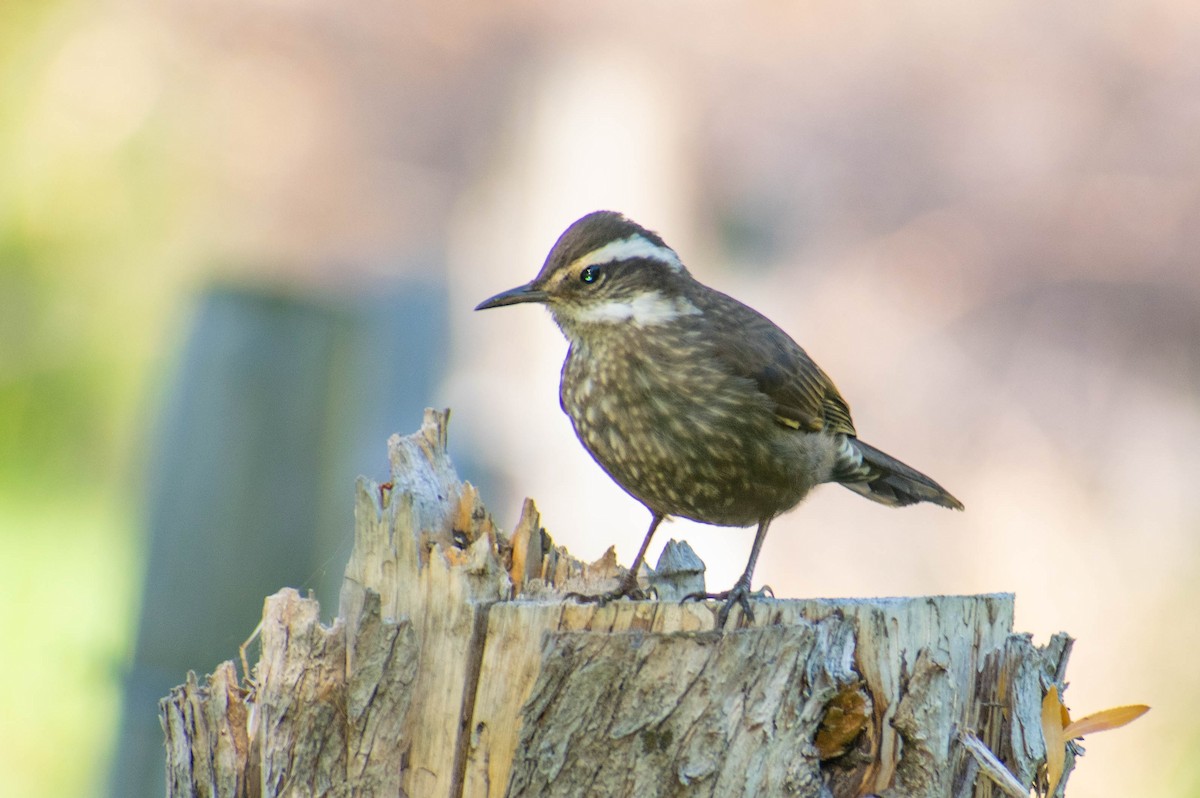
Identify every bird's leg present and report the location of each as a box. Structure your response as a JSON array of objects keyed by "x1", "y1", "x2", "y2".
[
  {"x1": 684, "y1": 518, "x2": 774, "y2": 628},
  {"x1": 566, "y1": 512, "x2": 663, "y2": 605}
]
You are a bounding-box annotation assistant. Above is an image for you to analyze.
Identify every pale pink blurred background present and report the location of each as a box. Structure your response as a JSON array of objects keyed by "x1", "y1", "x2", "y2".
[{"x1": 3, "y1": 1, "x2": 1197, "y2": 796}]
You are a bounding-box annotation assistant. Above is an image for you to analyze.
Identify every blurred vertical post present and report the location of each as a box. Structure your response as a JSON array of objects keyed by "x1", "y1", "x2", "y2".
[{"x1": 107, "y1": 279, "x2": 454, "y2": 798}]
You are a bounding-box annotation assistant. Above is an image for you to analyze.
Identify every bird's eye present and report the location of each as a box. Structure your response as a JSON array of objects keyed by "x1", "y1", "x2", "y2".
[{"x1": 580, "y1": 265, "x2": 600, "y2": 284}]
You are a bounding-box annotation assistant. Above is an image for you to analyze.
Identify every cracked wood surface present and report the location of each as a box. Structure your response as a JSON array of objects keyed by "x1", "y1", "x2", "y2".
[{"x1": 161, "y1": 408, "x2": 1074, "y2": 797}]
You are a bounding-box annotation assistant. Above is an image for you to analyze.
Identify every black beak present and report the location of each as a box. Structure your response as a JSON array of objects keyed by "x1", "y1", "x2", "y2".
[{"x1": 475, "y1": 282, "x2": 550, "y2": 310}]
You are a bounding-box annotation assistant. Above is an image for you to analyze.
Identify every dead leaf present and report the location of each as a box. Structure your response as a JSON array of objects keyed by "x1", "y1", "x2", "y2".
[
  {"x1": 1063, "y1": 704, "x2": 1150, "y2": 740},
  {"x1": 1042, "y1": 686, "x2": 1150, "y2": 796},
  {"x1": 1042, "y1": 686, "x2": 1067, "y2": 796}
]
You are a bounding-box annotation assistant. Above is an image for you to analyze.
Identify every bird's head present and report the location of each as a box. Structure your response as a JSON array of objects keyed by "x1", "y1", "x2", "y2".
[{"x1": 475, "y1": 211, "x2": 701, "y2": 338}]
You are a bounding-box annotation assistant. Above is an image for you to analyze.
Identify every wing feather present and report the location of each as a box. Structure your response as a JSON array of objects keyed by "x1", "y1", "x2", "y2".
[{"x1": 704, "y1": 291, "x2": 856, "y2": 437}]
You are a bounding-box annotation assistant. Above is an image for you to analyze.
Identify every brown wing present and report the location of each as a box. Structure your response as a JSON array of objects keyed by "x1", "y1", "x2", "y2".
[{"x1": 705, "y1": 291, "x2": 856, "y2": 437}]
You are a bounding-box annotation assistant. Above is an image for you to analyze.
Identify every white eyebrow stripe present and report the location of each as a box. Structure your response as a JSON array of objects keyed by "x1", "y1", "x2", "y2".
[{"x1": 572, "y1": 234, "x2": 683, "y2": 272}]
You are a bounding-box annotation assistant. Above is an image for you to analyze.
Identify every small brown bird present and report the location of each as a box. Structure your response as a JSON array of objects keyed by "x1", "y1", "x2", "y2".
[{"x1": 476, "y1": 211, "x2": 962, "y2": 627}]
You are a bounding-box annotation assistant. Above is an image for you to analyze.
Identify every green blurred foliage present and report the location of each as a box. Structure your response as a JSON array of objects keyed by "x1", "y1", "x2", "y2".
[
  {"x1": 0, "y1": 2, "x2": 196, "y2": 795},
  {"x1": 0, "y1": 491, "x2": 134, "y2": 798},
  {"x1": 0, "y1": 1, "x2": 194, "y2": 489}
]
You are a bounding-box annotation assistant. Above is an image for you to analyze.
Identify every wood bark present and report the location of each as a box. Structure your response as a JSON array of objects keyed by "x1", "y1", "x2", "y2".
[{"x1": 161, "y1": 409, "x2": 1075, "y2": 797}]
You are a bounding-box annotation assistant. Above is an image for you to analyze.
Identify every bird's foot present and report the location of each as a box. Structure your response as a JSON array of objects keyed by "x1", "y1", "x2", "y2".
[
  {"x1": 565, "y1": 575, "x2": 651, "y2": 607},
  {"x1": 682, "y1": 582, "x2": 774, "y2": 628}
]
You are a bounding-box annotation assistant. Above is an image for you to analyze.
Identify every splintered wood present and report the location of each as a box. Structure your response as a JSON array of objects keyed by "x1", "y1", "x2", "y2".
[{"x1": 161, "y1": 409, "x2": 1074, "y2": 797}]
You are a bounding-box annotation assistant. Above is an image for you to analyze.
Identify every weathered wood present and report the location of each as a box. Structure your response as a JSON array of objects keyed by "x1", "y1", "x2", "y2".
[
  {"x1": 505, "y1": 617, "x2": 859, "y2": 796},
  {"x1": 648, "y1": 539, "x2": 707, "y2": 601},
  {"x1": 163, "y1": 663, "x2": 249, "y2": 798},
  {"x1": 161, "y1": 408, "x2": 1076, "y2": 797}
]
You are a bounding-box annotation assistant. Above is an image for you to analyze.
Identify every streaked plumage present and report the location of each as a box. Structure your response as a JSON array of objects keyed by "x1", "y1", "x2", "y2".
[{"x1": 476, "y1": 211, "x2": 962, "y2": 626}]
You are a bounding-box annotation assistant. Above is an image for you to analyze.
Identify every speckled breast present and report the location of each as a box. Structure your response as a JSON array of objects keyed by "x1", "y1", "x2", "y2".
[{"x1": 558, "y1": 332, "x2": 817, "y2": 527}]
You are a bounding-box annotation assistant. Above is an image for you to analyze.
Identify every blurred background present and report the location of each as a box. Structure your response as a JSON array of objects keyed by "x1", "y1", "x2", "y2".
[{"x1": 2, "y1": 0, "x2": 1198, "y2": 796}]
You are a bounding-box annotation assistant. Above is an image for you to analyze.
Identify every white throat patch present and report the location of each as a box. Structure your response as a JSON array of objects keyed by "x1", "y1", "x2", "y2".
[
  {"x1": 572, "y1": 235, "x2": 684, "y2": 273},
  {"x1": 574, "y1": 292, "x2": 702, "y2": 327}
]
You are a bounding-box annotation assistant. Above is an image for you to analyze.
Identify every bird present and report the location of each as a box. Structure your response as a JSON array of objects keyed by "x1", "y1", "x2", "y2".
[{"x1": 475, "y1": 211, "x2": 963, "y2": 627}]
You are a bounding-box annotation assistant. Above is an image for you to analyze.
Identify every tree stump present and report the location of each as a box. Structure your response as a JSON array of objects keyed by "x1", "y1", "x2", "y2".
[{"x1": 161, "y1": 409, "x2": 1074, "y2": 797}]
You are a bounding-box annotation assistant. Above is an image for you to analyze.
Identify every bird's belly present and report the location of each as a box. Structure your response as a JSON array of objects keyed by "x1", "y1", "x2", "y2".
[{"x1": 560, "y1": 353, "x2": 831, "y2": 526}]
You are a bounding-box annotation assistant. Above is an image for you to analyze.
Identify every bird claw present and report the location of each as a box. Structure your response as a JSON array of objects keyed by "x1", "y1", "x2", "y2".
[
  {"x1": 565, "y1": 577, "x2": 651, "y2": 607},
  {"x1": 681, "y1": 582, "x2": 772, "y2": 628}
]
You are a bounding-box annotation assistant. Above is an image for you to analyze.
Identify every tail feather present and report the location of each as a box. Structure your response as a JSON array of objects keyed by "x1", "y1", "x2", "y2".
[{"x1": 834, "y1": 437, "x2": 963, "y2": 510}]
